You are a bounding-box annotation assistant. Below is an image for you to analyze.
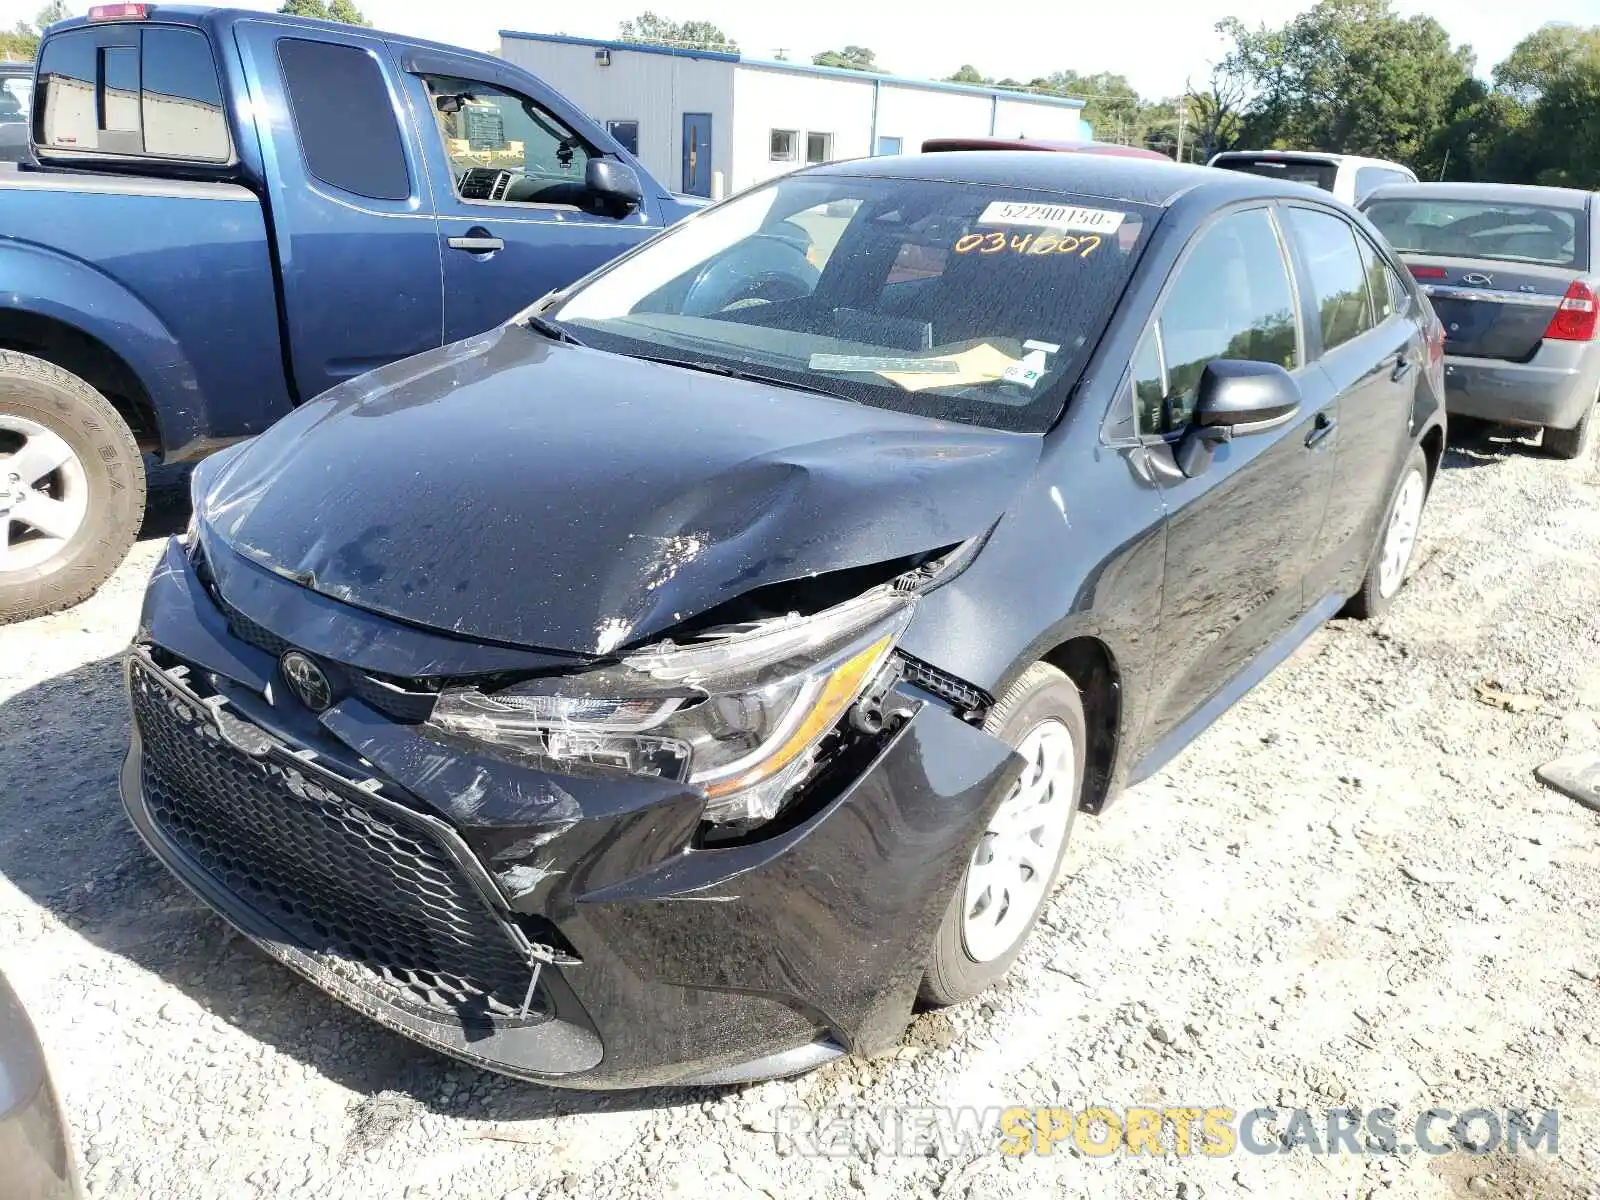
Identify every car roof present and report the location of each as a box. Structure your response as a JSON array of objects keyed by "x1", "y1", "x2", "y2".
[
  {"x1": 815, "y1": 150, "x2": 1318, "y2": 209},
  {"x1": 1361, "y1": 180, "x2": 1596, "y2": 209}
]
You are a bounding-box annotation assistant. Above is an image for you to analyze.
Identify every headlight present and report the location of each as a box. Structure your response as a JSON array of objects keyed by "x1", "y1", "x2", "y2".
[{"x1": 427, "y1": 586, "x2": 915, "y2": 826}]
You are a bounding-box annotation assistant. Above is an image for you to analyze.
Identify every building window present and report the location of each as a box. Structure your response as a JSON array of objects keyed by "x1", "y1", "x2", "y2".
[
  {"x1": 770, "y1": 128, "x2": 797, "y2": 161},
  {"x1": 806, "y1": 132, "x2": 833, "y2": 164},
  {"x1": 607, "y1": 119, "x2": 639, "y2": 155},
  {"x1": 875, "y1": 135, "x2": 902, "y2": 156}
]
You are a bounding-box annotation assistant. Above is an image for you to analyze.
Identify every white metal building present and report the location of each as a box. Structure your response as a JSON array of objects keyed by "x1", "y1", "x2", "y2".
[{"x1": 498, "y1": 31, "x2": 1092, "y2": 199}]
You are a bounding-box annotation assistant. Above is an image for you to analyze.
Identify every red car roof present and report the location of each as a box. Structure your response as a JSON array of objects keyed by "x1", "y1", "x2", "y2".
[{"x1": 920, "y1": 137, "x2": 1172, "y2": 161}]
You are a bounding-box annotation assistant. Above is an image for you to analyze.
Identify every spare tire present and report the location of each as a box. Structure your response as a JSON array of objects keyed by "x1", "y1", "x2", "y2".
[{"x1": 0, "y1": 350, "x2": 146, "y2": 623}]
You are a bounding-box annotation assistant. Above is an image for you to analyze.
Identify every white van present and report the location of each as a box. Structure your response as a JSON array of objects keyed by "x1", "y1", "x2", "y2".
[{"x1": 1207, "y1": 151, "x2": 1418, "y2": 205}]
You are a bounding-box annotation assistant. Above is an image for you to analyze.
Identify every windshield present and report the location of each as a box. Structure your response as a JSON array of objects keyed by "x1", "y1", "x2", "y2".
[
  {"x1": 549, "y1": 174, "x2": 1155, "y2": 432},
  {"x1": 1362, "y1": 198, "x2": 1585, "y2": 268},
  {"x1": 0, "y1": 74, "x2": 31, "y2": 125},
  {"x1": 1213, "y1": 155, "x2": 1338, "y2": 193}
]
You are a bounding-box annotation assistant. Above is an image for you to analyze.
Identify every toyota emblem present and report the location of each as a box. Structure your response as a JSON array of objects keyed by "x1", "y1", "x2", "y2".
[{"x1": 281, "y1": 651, "x2": 333, "y2": 712}]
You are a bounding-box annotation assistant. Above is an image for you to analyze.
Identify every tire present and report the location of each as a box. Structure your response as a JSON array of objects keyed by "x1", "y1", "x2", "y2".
[
  {"x1": 1543, "y1": 396, "x2": 1597, "y2": 461},
  {"x1": 0, "y1": 350, "x2": 146, "y2": 623},
  {"x1": 920, "y1": 662, "x2": 1086, "y2": 1008},
  {"x1": 1345, "y1": 446, "x2": 1429, "y2": 621}
]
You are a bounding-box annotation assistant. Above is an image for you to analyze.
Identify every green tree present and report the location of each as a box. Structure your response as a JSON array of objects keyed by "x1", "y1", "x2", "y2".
[
  {"x1": 276, "y1": 0, "x2": 370, "y2": 25},
  {"x1": 1218, "y1": 0, "x2": 1474, "y2": 177},
  {"x1": 813, "y1": 45, "x2": 883, "y2": 72},
  {"x1": 618, "y1": 12, "x2": 736, "y2": 51},
  {"x1": 1494, "y1": 23, "x2": 1600, "y2": 103},
  {"x1": 945, "y1": 64, "x2": 987, "y2": 84},
  {"x1": 2, "y1": 3, "x2": 74, "y2": 60}
]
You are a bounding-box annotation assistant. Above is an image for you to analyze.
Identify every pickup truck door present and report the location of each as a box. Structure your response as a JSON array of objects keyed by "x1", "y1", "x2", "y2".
[
  {"x1": 395, "y1": 51, "x2": 665, "y2": 342},
  {"x1": 231, "y1": 22, "x2": 444, "y2": 401}
]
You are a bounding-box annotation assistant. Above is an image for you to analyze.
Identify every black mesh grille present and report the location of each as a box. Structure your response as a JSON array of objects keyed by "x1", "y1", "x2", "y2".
[
  {"x1": 130, "y1": 664, "x2": 542, "y2": 1025},
  {"x1": 222, "y1": 599, "x2": 290, "y2": 659}
]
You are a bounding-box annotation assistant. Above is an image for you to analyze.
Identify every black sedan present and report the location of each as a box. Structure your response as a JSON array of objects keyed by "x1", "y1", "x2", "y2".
[{"x1": 124, "y1": 153, "x2": 1445, "y2": 1088}]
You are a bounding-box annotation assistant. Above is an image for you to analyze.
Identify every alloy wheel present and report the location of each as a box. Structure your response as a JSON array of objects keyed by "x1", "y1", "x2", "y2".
[
  {"x1": 961, "y1": 719, "x2": 1077, "y2": 963},
  {"x1": 1378, "y1": 469, "x2": 1425, "y2": 600},
  {"x1": 0, "y1": 414, "x2": 90, "y2": 574}
]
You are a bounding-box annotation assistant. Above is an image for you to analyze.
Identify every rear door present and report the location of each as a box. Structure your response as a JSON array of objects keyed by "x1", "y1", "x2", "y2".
[
  {"x1": 233, "y1": 21, "x2": 443, "y2": 401},
  {"x1": 1362, "y1": 194, "x2": 1590, "y2": 363},
  {"x1": 1282, "y1": 204, "x2": 1419, "y2": 602},
  {"x1": 398, "y1": 52, "x2": 665, "y2": 343}
]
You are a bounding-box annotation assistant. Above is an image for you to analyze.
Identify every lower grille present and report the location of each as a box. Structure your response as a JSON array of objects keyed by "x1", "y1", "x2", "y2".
[
  {"x1": 130, "y1": 662, "x2": 542, "y2": 1026},
  {"x1": 899, "y1": 654, "x2": 992, "y2": 719}
]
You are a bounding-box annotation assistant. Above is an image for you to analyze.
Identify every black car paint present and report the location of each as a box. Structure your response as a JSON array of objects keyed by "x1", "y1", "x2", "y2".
[{"x1": 125, "y1": 155, "x2": 1445, "y2": 1086}]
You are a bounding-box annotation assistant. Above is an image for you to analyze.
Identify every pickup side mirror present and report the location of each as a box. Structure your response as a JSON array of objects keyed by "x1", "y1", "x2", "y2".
[
  {"x1": 586, "y1": 157, "x2": 644, "y2": 214},
  {"x1": 1176, "y1": 359, "x2": 1302, "y2": 477}
]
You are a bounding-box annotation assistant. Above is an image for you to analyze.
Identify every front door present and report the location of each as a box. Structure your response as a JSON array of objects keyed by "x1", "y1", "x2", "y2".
[
  {"x1": 682, "y1": 112, "x2": 712, "y2": 197},
  {"x1": 406, "y1": 64, "x2": 663, "y2": 342},
  {"x1": 1134, "y1": 205, "x2": 1337, "y2": 751}
]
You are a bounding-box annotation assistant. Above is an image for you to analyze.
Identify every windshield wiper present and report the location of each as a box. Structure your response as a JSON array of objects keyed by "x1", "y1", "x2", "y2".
[
  {"x1": 624, "y1": 353, "x2": 856, "y2": 401},
  {"x1": 519, "y1": 312, "x2": 584, "y2": 346}
]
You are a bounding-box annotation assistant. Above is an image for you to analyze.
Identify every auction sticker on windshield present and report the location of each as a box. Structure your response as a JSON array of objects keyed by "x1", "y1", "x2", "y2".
[{"x1": 978, "y1": 201, "x2": 1126, "y2": 234}]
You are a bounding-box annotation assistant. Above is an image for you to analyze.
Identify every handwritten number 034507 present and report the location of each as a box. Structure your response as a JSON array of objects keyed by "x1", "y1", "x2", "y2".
[{"x1": 953, "y1": 231, "x2": 1102, "y2": 258}]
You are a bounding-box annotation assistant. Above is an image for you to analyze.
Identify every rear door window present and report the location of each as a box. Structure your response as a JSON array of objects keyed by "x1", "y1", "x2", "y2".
[
  {"x1": 34, "y1": 24, "x2": 228, "y2": 161},
  {"x1": 1284, "y1": 207, "x2": 1376, "y2": 352},
  {"x1": 277, "y1": 37, "x2": 411, "y2": 201}
]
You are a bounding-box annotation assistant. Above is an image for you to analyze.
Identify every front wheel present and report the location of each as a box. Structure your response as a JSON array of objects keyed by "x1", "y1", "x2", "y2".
[
  {"x1": 1344, "y1": 446, "x2": 1428, "y2": 621},
  {"x1": 0, "y1": 351, "x2": 146, "y2": 623},
  {"x1": 920, "y1": 662, "x2": 1086, "y2": 1008}
]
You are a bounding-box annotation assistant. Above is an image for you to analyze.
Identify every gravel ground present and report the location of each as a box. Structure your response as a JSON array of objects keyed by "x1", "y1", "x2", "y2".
[{"x1": 2, "y1": 427, "x2": 1599, "y2": 1200}]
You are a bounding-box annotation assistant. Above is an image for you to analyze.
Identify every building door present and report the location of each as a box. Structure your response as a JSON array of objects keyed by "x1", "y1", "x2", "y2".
[{"x1": 682, "y1": 112, "x2": 712, "y2": 197}]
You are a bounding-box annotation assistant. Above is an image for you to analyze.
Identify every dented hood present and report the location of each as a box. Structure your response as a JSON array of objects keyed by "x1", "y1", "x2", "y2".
[{"x1": 199, "y1": 327, "x2": 1042, "y2": 655}]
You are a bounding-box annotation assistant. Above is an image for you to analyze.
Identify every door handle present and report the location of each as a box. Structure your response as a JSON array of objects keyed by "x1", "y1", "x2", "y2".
[
  {"x1": 1305, "y1": 410, "x2": 1337, "y2": 450},
  {"x1": 448, "y1": 234, "x2": 504, "y2": 253},
  {"x1": 1391, "y1": 355, "x2": 1414, "y2": 382}
]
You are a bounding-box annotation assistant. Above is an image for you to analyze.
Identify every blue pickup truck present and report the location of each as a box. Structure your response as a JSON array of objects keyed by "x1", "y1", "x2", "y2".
[{"x1": 0, "y1": 5, "x2": 705, "y2": 622}]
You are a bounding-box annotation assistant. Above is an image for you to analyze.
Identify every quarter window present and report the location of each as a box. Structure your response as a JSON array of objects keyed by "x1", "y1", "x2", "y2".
[
  {"x1": 1285, "y1": 207, "x2": 1376, "y2": 352},
  {"x1": 421, "y1": 74, "x2": 594, "y2": 206},
  {"x1": 278, "y1": 38, "x2": 410, "y2": 201},
  {"x1": 1356, "y1": 232, "x2": 1406, "y2": 323},
  {"x1": 1139, "y1": 207, "x2": 1299, "y2": 434}
]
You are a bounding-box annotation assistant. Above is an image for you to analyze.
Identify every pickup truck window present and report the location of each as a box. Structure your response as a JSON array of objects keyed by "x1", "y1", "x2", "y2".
[
  {"x1": 35, "y1": 25, "x2": 228, "y2": 162},
  {"x1": 421, "y1": 73, "x2": 595, "y2": 208},
  {"x1": 278, "y1": 38, "x2": 411, "y2": 202}
]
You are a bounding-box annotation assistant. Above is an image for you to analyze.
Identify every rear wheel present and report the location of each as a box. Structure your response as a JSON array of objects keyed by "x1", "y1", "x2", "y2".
[
  {"x1": 0, "y1": 351, "x2": 145, "y2": 623},
  {"x1": 1345, "y1": 446, "x2": 1428, "y2": 620},
  {"x1": 1543, "y1": 395, "x2": 1597, "y2": 461},
  {"x1": 920, "y1": 663, "x2": 1085, "y2": 1008}
]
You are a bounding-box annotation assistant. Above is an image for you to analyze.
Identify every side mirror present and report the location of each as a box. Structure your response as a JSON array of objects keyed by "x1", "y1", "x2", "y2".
[
  {"x1": 1176, "y1": 360, "x2": 1302, "y2": 477},
  {"x1": 586, "y1": 157, "x2": 644, "y2": 213}
]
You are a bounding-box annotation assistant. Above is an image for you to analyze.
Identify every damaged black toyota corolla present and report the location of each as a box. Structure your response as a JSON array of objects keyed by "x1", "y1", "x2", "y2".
[{"x1": 124, "y1": 154, "x2": 1445, "y2": 1088}]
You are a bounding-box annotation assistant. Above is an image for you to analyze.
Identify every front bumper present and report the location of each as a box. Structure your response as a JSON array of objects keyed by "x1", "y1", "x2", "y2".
[
  {"x1": 122, "y1": 537, "x2": 1020, "y2": 1088},
  {"x1": 1443, "y1": 346, "x2": 1600, "y2": 429}
]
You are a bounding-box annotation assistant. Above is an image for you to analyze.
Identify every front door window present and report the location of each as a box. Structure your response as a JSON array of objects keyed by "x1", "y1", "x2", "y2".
[{"x1": 421, "y1": 73, "x2": 594, "y2": 207}]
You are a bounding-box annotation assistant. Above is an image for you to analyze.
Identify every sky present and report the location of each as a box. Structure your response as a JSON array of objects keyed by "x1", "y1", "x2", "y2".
[{"x1": 3, "y1": 0, "x2": 1596, "y2": 96}]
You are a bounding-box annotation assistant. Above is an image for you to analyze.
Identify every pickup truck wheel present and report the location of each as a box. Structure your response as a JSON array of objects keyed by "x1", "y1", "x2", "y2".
[
  {"x1": 1543, "y1": 395, "x2": 1597, "y2": 461},
  {"x1": 920, "y1": 663, "x2": 1085, "y2": 1008},
  {"x1": 0, "y1": 351, "x2": 145, "y2": 623}
]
